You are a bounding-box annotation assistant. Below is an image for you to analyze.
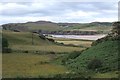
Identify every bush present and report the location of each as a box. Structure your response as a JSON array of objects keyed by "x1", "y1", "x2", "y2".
[
  {"x1": 68, "y1": 51, "x2": 81, "y2": 59},
  {"x1": 39, "y1": 34, "x2": 46, "y2": 40},
  {"x1": 2, "y1": 37, "x2": 12, "y2": 53},
  {"x1": 2, "y1": 37, "x2": 9, "y2": 48},
  {"x1": 24, "y1": 50, "x2": 28, "y2": 53},
  {"x1": 49, "y1": 51, "x2": 55, "y2": 54},
  {"x1": 2, "y1": 47, "x2": 12, "y2": 53},
  {"x1": 47, "y1": 38, "x2": 54, "y2": 42},
  {"x1": 87, "y1": 58, "x2": 102, "y2": 70}
]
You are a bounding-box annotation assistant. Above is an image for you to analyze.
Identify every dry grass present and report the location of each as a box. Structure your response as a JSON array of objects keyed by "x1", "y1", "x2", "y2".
[
  {"x1": 11, "y1": 45, "x2": 84, "y2": 53},
  {"x1": 3, "y1": 30, "x2": 84, "y2": 53},
  {"x1": 93, "y1": 71, "x2": 118, "y2": 78},
  {"x1": 56, "y1": 40, "x2": 92, "y2": 47},
  {"x1": 3, "y1": 53, "x2": 68, "y2": 78},
  {"x1": 48, "y1": 37, "x2": 93, "y2": 47}
]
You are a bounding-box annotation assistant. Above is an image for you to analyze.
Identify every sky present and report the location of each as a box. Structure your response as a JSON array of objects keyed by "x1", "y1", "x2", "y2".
[{"x1": 0, "y1": 0, "x2": 119, "y2": 24}]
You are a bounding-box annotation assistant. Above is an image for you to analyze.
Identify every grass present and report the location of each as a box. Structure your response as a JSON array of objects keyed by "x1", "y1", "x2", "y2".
[
  {"x1": 64, "y1": 23, "x2": 112, "y2": 33},
  {"x1": 75, "y1": 26, "x2": 112, "y2": 32},
  {"x1": 3, "y1": 30, "x2": 84, "y2": 53},
  {"x1": 47, "y1": 37, "x2": 93, "y2": 48},
  {"x1": 24, "y1": 23, "x2": 63, "y2": 31},
  {"x1": 3, "y1": 30, "x2": 118, "y2": 78},
  {"x1": 65, "y1": 40, "x2": 119, "y2": 78},
  {"x1": 2, "y1": 30, "x2": 86, "y2": 78},
  {"x1": 56, "y1": 40, "x2": 92, "y2": 47},
  {"x1": 2, "y1": 53, "x2": 68, "y2": 78},
  {"x1": 2, "y1": 30, "x2": 50, "y2": 45},
  {"x1": 93, "y1": 71, "x2": 119, "y2": 78},
  {"x1": 11, "y1": 45, "x2": 84, "y2": 53},
  {"x1": 49, "y1": 39, "x2": 119, "y2": 78}
]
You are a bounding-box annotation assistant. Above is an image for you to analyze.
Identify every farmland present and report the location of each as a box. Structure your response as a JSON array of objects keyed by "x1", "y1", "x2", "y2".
[
  {"x1": 3, "y1": 30, "x2": 85, "y2": 53},
  {"x1": 3, "y1": 53, "x2": 68, "y2": 78},
  {"x1": 2, "y1": 30, "x2": 88, "y2": 78},
  {"x1": 55, "y1": 38, "x2": 93, "y2": 47}
]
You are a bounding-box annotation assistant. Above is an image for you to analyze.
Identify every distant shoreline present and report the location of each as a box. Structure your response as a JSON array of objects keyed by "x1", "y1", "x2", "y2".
[{"x1": 46, "y1": 34, "x2": 107, "y2": 40}]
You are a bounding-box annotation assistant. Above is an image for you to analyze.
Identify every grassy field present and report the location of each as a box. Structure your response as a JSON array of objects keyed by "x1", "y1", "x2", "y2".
[
  {"x1": 3, "y1": 30, "x2": 85, "y2": 53},
  {"x1": 3, "y1": 53, "x2": 68, "y2": 78},
  {"x1": 2, "y1": 30, "x2": 50, "y2": 45},
  {"x1": 2, "y1": 30, "x2": 85, "y2": 78},
  {"x1": 11, "y1": 45, "x2": 84, "y2": 53},
  {"x1": 56, "y1": 40, "x2": 92, "y2": 47},
  {"x1": 47, "y1": 37, "x2": 93, "y2": 48}
]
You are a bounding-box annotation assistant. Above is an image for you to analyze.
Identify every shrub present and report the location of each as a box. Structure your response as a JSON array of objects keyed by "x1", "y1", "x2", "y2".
[
  {"x1": 2, "y1": 37, "x2": 9, "y2": 48},
  {"x1": 2, "y1": 37, "x2": 12, "y2": 53},
  {"x1": 24, "y1": 50, "x2": 28, "y2": 53},
  {"x1": 87, "y1": 58, "x2": 102, "y2": 70},
  {"x1": 2, "y1": 47, "x2": 12, "y2": 53},
  {"x1": 39, "y1": 34, "x2": 46, "y2": 40},
  {"x1": 68, "y1": 51, "x2": 81, "y2": 59},
  {"x1": 49, "y1": 51, "x2": 55, "y2": 54},
  {"x1": 47, "y1": 38, "x2": 54, "y2": 42},
  {"x1": 61, "y1": 59, "x2": 66, "y2": 65}
]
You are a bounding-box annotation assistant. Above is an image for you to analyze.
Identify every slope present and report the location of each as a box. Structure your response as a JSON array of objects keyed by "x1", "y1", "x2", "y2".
[
  {"x1": 68, "y1": 40, "x2": 119, "y2": 72},
  {"x1": 65, "y1": 22, "x2": 119, "y2": 78},
  {"x1": 2, "y1": 30, "x2": 84, "y2": 53}
]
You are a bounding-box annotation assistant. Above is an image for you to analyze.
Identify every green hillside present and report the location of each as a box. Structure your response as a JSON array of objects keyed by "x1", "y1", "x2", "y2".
[
  {"x1": 56, "y1": 22, "x2": 119, "y2": 78},
  {"x1": 67, "y1": 40, "x2": 119, "y2": 72},
  {"x1": 2, "y1": 30, "x2": 52, "y2": 45},
  {"x1": 54, "y1": 40, "x2": 119, "y2": 78}
]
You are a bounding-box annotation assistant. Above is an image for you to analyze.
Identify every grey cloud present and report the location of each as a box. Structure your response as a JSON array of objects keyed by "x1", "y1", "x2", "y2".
[
  {"x1": 0, "y1": 2, "x2": 117, "y2": 16},
  {"x1": 0, "y1": 1, "x2": 118, "y2": 24}
]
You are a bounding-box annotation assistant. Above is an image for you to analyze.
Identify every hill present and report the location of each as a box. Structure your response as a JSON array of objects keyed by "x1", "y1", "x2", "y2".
[
  {"x1": 2, "y1": 21, "x2": 112, "y2": 33},
  {"x1": 62, "y1": 22, "x2": 112, "y2": 32},
  {"x1": 68, "y1": 40, "x2": 119, "y2": 72},
  {"x1": 2, "y1": 21, "x2": 63, "y2": 31},
  {"x1": 2, "y1": 30, "x2": 84, "y2": 53},
  {"x1": 24, "y1": 21, "x2": 63, "y2": 31},
  {"x1": 60, "y1": 22, "x2": 119, "y2": 78}
]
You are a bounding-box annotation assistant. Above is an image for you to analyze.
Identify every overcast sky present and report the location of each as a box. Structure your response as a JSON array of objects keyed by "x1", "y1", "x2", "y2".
[{"x1": 0, "y1": 0, "x2": 119, "y2": 24}]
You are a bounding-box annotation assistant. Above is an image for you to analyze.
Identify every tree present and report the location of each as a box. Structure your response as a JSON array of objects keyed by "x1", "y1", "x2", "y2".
[
  {"x1": 2, "y1": 37, "x2": 12, "y2": 53},
  {"x1": 87, "y1": 58, "x2": 102, "y2": 70}
]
